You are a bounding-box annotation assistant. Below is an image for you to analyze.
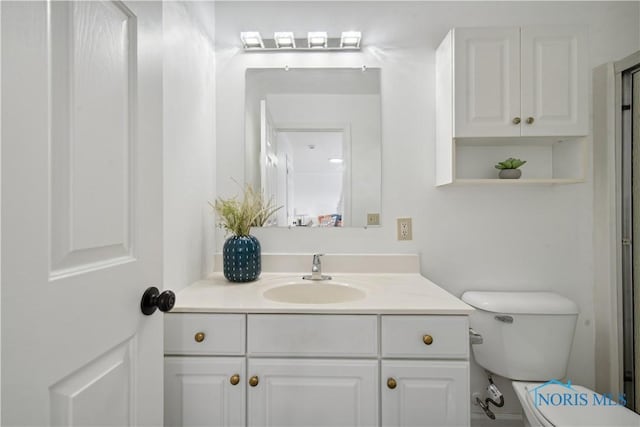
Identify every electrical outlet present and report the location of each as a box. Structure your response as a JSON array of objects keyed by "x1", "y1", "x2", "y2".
[
  {"x1": 397, "y1": 217, "x2": 412, "y2": 241},
  {"x1": 367, "y1": 213, "x2": 380, "y2": 226}
]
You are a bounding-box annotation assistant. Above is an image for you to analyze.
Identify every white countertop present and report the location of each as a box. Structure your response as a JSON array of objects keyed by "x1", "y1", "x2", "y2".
[{"x1": 171, "y1": 272, "x2": 474, "y2": 315}]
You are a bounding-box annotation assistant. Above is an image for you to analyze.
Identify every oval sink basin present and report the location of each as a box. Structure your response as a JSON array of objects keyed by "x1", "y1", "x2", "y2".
[{"x1": 263, "y1": 283, "x2": 366, "y2": 304}]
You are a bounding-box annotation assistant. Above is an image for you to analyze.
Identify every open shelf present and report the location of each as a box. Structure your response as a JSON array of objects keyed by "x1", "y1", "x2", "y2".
[{"x1": 436, "y1": 136, "x2": 586, "y2": 186}]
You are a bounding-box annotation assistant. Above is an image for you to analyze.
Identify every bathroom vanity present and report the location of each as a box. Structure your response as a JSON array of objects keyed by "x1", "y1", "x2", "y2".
[{"x1": 164, "y1": 255, "x2": 473, "y2": 427}]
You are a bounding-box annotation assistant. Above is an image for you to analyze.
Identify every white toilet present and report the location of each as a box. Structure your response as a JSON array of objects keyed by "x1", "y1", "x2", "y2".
[{"x1": 461, "y1": 291, "x2": 640, "y2": 426}]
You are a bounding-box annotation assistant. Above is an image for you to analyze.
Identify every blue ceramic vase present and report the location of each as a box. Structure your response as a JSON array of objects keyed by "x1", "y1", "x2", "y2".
[{"x1": 223, "y1": 235, "x2": 261, "y2": 282}]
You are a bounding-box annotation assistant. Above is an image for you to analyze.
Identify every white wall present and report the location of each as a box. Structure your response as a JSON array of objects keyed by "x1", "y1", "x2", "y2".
[
  {"x1": 215, "y1": 0, "x2": 640, "y2": 418},
  {"x1": 163, "y1": 1, "x2": 216, "y2": 292}
]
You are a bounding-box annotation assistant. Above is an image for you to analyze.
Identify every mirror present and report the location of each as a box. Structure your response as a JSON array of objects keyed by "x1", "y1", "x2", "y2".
[{"x1": 245, "y1": 68, "x2": 381, "y2": 227}]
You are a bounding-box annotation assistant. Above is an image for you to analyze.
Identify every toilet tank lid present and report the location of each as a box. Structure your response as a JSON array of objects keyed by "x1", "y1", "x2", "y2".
[{"x1": 461, "y1": 291, "x2": 579, "y2": 315}]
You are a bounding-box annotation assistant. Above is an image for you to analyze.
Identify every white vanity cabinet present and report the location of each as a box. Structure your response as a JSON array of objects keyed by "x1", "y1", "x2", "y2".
[
  {"x1": 436, "y1": 26, "x2": 588, "y2": 185},
  {"x1": 164, "y1": 314, "x2": 247, "y2": 427},
  {"x1": 380, "y1": 316, "x2": 470, "y2": 427},
  {"x1": 164, "y1": 313, "x2": 470, "y2": 427}
]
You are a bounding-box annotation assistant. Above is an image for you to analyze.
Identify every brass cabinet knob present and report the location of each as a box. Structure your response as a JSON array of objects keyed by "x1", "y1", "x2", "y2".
[
  {"x1": 526, "y1": 117, "x2": 535, "y2": 124},
  {"x1": 194, "y1": 332, "x2": 205, "y2": 343},
  {"x1": 387, "y1": 378, "x2": 397, "y2": 389},
  {"x1": 423, "y1": 334, "x2": 434, "y2": 345},
  {"x1": 512, "y1": 117, "x2": 521, "y2": 124},
  {"x1": 249, "y1": 376, "x2": 259, "y2": 387},
  {"x1": 230, "y1": 374, "x2": 240, "y2": 386}
]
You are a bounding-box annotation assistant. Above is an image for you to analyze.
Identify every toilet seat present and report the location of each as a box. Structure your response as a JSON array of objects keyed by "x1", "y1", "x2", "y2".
[{"x1": 513, "y1": 381, "x2": 640, "y2": 427}]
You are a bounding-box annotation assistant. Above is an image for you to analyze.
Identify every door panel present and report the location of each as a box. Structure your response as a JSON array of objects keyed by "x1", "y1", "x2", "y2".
[
  {"x1": 248, "y1": 358, "x2": 378, "y2": 427},
  {"x1": 454, "y1": 27, "x2": 521, "y2": 137},
  {"x1": 521, "y1": 26, "x2": 588, "y2": 136},
  {"x1": 50, "y1": 340, "x2": 135, "y2": 426},
  {"x1": 1, "y1": 1, "x2": 163, "y2": 425},
  {"x1": 50, "y1": 0, "x2": 136, "y2": 276}
]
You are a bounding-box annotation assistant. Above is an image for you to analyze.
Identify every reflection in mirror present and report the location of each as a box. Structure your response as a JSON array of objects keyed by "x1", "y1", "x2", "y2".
[{"x1": 245, "y1": 68, "x2": 381, "y2": 228}]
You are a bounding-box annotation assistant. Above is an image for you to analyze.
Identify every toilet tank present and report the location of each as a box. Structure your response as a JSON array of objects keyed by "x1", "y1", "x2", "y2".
[{"x1": 461, "y1": 291, "x2": 579, "y2": 381}]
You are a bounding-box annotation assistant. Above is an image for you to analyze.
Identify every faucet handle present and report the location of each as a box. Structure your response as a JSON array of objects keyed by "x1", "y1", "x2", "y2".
[{"x1": 312, "y1": 253, "x2": 325, "y2": 262}]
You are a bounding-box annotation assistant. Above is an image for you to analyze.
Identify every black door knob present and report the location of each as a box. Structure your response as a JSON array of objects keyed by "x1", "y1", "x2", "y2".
[{"x1": 140, "y1": 286, "x2": 175, "y2": 315}]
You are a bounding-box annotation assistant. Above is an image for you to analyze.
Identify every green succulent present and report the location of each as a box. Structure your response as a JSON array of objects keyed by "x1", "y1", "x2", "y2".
[
  {"x1": 495, "y1": 158, "x2": 527, "y2": 170},
  {"x1": 209, "y1": 184, "x2": 281, "y2": 236}
]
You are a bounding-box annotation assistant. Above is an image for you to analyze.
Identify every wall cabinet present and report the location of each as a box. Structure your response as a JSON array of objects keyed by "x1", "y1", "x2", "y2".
[
  {"x1": 164, "y1": 313, "x2": 470, "y2": 427},
  {"x1": 436, "y1": 26, "x2": 588, "y2": 185}
]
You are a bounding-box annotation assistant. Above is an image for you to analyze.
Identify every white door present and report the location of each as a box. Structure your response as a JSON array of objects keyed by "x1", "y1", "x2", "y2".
[
  {"x1": 165, "y1": 357, "x2": 246, "y2": 427},
  {"x1": 454, "y1": 27, "x2": 521, "y2": 138},
  {"x1": 2, "y1": 1, "x2": 164, "y2": 425},
  {"x1": 521, "y1": 26, "x2": 588, "y2": 136},
  {"x1": 248, "y1": 358, "x2": 378, "y2": 427},
  {"x1": 381, "y1": 360, "x2": 469, "y2": 427}
]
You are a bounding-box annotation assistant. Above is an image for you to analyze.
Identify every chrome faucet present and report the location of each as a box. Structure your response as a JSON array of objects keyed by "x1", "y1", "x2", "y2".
[{"x1": 302, "y1": 253, "x2": 332, "y2": 281}]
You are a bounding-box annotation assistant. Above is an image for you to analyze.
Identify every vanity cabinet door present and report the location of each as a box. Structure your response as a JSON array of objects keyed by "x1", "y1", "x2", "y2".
[
  {"x1": 453, "y1": 27, "x2": 521, "y2": 138},
  {"x1": 381, "y1": 360, "x2": 469, "y2": 427},
  {"x1": 247, "y1": 358, "x2": 378, "y2": 427},
  {"x1": 165, "y1": 357, "x2": 245, "y2": 427},
  {"x1": 520, "y1": 26, "x2": 588, "y2": 136}
]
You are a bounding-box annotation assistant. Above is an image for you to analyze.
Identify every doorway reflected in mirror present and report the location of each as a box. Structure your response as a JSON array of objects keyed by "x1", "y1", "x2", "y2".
[{"x1": 245, "y1": 68, "x2": 381, "y2": 228}]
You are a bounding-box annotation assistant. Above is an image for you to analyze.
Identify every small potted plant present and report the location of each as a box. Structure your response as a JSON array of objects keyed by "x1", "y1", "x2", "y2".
[
  {"x1": 210, "y1": 184, "x2": 280, "y2": 282},
  {"x1": 495, "y1": 157, "x2": 527, "y2": 179}
]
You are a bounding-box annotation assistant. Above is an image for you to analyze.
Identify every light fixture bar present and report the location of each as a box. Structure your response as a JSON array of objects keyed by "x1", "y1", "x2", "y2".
[
  {"x1": 307, "y1": 31, "x2": 328, "y2": 49},
  {"x1": 240, "y1": 31, "x2": 362, "y2": 52},
  {"x1": 340, "y1": 31, "x2": 361, "y2": 48},
  {"x1": 240, "y1": 31, "x2": 264, "y2": 49},
  {"x1": 274, "y1": 32, "x2": 296, "y2": 48}
]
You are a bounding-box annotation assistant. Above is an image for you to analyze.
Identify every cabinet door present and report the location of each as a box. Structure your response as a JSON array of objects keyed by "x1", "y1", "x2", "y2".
[
  {"x1": 248, "y1": 359, "x2": 378, "y2": 427},
  {"x1": 454, "y1": 27, "x2": 521, "y2": 137},
  {"x1": 165, "y1": 357, "x2": 245, "y2": 427},
  {"x1": 521, "y1": 26, "x2": 588, "y2": 136},
  {"x1": 382, "y1": 360, "x2": 469, "y2": 427}
]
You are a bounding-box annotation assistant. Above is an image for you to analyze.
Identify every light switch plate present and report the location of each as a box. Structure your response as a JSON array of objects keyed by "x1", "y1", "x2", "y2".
[
  {"x1": 367, "y1": 213, "x2": 380, "y2": 226},
  {"x1": 397, "y1": 218, "x2": 412, "y2": 240}
]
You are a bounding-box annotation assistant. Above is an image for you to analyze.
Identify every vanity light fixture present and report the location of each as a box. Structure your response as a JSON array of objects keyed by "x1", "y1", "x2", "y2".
[
  {"x1": 240, "y1": 31, "x2": 264, "y2": 49},
  {"x1": 340, "y1": 31, "x2": 361, "y2": 48},
  {"x1": 307, "y1": 32, "x2": 328, "y2": 48},
  {"x1": 274, "y1": 32, "x2": 296, "y2": 48},
  {"x1": 240, "y1": 31, "x2": 362, "y2": 51}
]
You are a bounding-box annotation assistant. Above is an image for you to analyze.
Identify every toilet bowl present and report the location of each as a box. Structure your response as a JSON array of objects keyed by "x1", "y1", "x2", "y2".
[
  {"x1": 461, "y1": 291, "x2": 640, "y2": 427},
  {"x1": 512, "y1": 381, "x2": 640, "y2": 427}
]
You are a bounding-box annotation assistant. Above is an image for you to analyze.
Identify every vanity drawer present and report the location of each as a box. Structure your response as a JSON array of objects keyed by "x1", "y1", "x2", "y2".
[
  {"x1": 248, "y1": 314, "x2": 378, "y2": 357},
  {"x1": 381, "y1": 315, "x2": 468, "y2": 359},
  {"x1": 164, "y1": 313, "x2": 246, "y2": 355}
]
